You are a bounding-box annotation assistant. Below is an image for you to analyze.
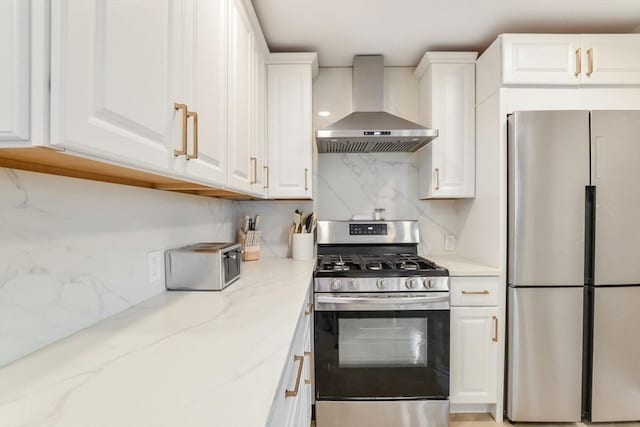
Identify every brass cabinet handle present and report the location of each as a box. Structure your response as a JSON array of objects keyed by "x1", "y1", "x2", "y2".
[
  {"x1": 174, "y1": 103, "x2": 188, "y2": 156},
  {"x1": 264, "y1": 166, "x2": 269, "y2": 189},
  {"x1": 462, "y1": 290, "x2": 490, "y2": 295},
  {"x1": 304, "y1": 168, "x2": 308, "y2": 191},
  {"x1": 575, "y1": 48, "x2": 582, "y2": 77},
  {"x1": 492, "y1": 316, "x2": 498, "y2": 342},
  {"x1": 587, "y1": 48, "x2": 594, "y2": 77},
  {"x1": 304, "y1": 303, "x2": 313, "y2": 316},
  {"x1": 250, "y1": 157, "x2": 257, "y2": 184},
  {"x1": 285, "y1": 355, "x2": 304, "y2": 398},
  {"x1": 434, "y1": 168, "x2": 440, "y2": 190},
  {"x1": 186, "y1": 111, "x2": 198, "y2": 160},
  {"x1": 304, "y1": 351, "x2": 312, "y2": 385}
]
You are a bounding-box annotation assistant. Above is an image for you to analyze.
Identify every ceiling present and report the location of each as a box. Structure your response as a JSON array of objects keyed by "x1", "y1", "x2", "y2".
[{"x1": 251, "y1": 0, "x2": 640, "y2": 67}]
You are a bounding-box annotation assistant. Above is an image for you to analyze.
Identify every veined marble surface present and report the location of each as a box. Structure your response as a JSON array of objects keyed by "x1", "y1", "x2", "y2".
[
  {"x1": 0, "y1": 257, "x2": 315, "y2": 427},
  {"x1": 317, "y1": 153, "x2": 459, "y2": 254},
  {"x1": 427, "y1": 254, "x2": 501, "y2": 277},
  {"x1": 0, "y1": 169, "x2": 237, "y2": 366}
]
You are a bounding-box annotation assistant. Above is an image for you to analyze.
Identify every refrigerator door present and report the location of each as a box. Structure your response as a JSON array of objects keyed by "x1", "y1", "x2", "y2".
[
  {"x1": 590, "y1": 286, "x2": 640, "y2": 421},
  {"x1": 507, "y1": 287, "x2": 583, "y2": 422},
  {"x1": 508, "y1": 111, "x2": 590, "y2": 286},
  {"x1": 591, "y1": 111, "x2": 640, "y2": 285}
]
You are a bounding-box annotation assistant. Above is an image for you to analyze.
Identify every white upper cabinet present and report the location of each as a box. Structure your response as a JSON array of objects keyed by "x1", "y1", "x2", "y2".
[
  {"x1": 50, "y1": 0, "x2": 182, "y2": 171},
  {"x1": 501, "y1": 35, "x2": 582, "y2": 85},
  {"x1": 251, "y1": 43, "x2": 268, "y2": 197},
  {"x1": 499, "y1": 34, "x2": 640, "y2": 86},
  {"x1": 175, "y1": 0, "x2": 228, "y2": 187},
  {"x1": 580, "y1": 35, "x2": 640, "y2": 85},
  {"x1": 0, "y1": 0, "x2": 31, "y2": 145},
  {"x1": 266, "y1": 54, "x2": 317, "y2": 199},
  {"x1": 416, "y1": 52, "x2": 476, "y2": 199},
  {"x1": 226, "y1": 0, "x2": 254, "y2": 193}
]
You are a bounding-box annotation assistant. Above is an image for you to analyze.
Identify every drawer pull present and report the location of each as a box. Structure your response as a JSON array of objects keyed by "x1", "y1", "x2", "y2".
[
  {"x1": 304, "y1": 351, "x2": 312, "y2": 385},
  {"x1": 305, "y1": 303, "x2": 313, "y2": 316},
  {"x1": 285, "y1": 355, "x2": 304, "y2": 398},
  {"x1": 492, "y1": 316, "x2": 498, "y2": 342},
  {"x1": 461, "y1": 290, "x2": 490, "y2": 295}
]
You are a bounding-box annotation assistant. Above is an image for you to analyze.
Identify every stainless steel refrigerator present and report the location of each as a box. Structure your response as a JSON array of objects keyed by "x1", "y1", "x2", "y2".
[{"x1": 506, "y1": 110, "x2": 640, "y2": 423}]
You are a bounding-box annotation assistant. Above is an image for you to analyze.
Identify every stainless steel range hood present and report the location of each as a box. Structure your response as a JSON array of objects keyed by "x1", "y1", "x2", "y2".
[{"x1": 316, "y1": 55, "x2": 437, "y2": 153}]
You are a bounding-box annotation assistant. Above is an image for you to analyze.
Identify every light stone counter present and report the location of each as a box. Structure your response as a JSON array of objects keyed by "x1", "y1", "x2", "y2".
[
  {"x1": 0, "y1": 257, "x2": 315, "y2": 427},
  {"x1": 428, "y1": 254, "x2": 501, "y2": 277}
]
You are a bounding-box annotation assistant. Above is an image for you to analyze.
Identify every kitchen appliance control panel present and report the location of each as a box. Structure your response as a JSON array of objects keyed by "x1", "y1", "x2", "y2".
[{"x1": 349, "y1": 223, "x2": 388, "y2": 235}]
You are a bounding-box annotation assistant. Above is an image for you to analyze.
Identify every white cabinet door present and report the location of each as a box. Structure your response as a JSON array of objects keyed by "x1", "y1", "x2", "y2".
[
  {"x1": 227, "y1": 0, "x2": 254, "y2": 192},
  {"x1": 175, "y1": 0, "x2": 228, "y2": 186},
  {"x1": 250, "y1": 44, "x2": 267, "y2": 197},
  {"x1": 501, "y1": 34, "x2": 582, "y2": 86},
  {"x1": 450, "y1": 307, "x2": 499, "y2": 404},
  {"x1": 0, "y1": 0, "x2": 30, "y2": 144},
  {"x1": 416, "y1": 54, "x2": 475, "y2": 199},
  {"x1": 267, "y1": 63, "x2": 313, "y2": 199},
  {"x1": 50, "y1": 0, "x2": 182, "y2": 171},
  {"x1": 580, "y1": 35, "x2": 640, "y2": 86}
]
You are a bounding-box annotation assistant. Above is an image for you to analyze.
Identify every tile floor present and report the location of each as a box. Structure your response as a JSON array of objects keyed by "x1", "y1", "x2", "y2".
[{"x1": 311, "y1": 413, "x2": 640, "y2": 427}]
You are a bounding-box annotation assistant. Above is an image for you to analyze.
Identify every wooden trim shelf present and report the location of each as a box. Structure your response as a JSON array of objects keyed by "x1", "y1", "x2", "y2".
[{"x1": 0, "y1": 147, "x2": 254, "y2": 200}]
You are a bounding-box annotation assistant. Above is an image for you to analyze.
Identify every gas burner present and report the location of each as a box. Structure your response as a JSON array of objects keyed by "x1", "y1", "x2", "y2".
[
  {"x1": 399, "y1": 262, "x2": 418, "y2": 271},
  {"x1": 366, "y1": 262, "x2": 383, "y2": 271}
]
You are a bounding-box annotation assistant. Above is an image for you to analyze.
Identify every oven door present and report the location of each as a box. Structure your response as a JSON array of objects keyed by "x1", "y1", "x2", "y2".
[{"x1": 314, "y1": 292, "x2": 450, "y2": 400}]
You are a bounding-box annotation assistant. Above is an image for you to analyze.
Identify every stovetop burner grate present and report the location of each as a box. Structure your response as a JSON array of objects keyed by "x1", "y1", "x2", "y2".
[{"x1": 316, "y1": 253, "x2": 444, "y2": 276}]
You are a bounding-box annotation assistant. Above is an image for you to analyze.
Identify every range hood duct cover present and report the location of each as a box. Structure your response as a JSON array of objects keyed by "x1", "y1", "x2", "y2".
[{"x1": 316, "y1": 55, "x2": 437, "y2": 153}]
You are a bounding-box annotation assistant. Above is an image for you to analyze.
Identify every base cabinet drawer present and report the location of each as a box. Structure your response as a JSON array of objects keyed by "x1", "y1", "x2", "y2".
[
  {"x1": 450, "y1": 307, "x2": 500, "y2": 404},
  {"x1": 450, "y1": 276, "x2": 500, "y2": 306},
  {"x1": 267, "y1": 289, "x2": 312, "y2": 427}
]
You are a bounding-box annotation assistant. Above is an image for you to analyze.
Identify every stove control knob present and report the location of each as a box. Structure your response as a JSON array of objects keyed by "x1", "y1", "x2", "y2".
[
  {"x1": 330, "y1": 279, "x2": 342, "y2": 291},
  {"x1": 406, "y1": 278, "x2": 418, "y2": 289},
  {"x1": 376, "y1": 279, "x2": 385, "y2": 289},
  {"x1": 423, "y1": 278, "x2": 434, "y2": 289},
  {"x1": 348, "y1": 279, "x2": 358, "y2": 290}
]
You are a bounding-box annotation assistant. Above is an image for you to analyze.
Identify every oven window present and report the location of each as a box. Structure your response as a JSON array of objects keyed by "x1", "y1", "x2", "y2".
[
  {"x1": 338, "y1": 317, "x2": 428, "y2": 368},
  {"x1": 315, "y1": 310, "x2": 449, "y2": 400}
]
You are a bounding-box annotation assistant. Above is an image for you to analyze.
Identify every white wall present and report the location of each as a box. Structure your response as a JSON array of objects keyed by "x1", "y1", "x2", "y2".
[{"x1": 0, "y1": 169, "x2": 237, "y2": 366}]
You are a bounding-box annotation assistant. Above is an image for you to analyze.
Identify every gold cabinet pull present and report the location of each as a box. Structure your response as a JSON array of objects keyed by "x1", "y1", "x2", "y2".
[
  {"x1": 305, "y1": 303, "x2": 313, "y2": 316},
  {"x1": 285, "y1": 355, "x2": 304, "y2": 398},
  {"x1": 250, "y1": 157, "x2": 257, "y2": 184},
  {"x1": 575, "y1": 48, "x2": 582, "y2": 77},
  {"x1": 587, "y1": 48, "x2": 594, "y2": 77},
  {"x1": 304, "y1": 168, "x2": 308, "y2": 191},
  {"x1": 186, "y1": 111, "x2": 198, "y2": 160},
  {"x1": 434, "y1": 168, "x2": 440, "y2": 190},
  {"x1": 264, "y1": 166, "x2": 269, "y2": 189},
  {"x1": 174, "y1": 103, "x2": 188, "y2": 156},
  {"x1": 492, "y1": 316, "x2": 498, "y2": 342},
  {"x1": 462, "y1": 290, "x2": 490, "y2": 295},
  {"x1": 304, "y1": 351, "x2": 312, "y2": 385}
]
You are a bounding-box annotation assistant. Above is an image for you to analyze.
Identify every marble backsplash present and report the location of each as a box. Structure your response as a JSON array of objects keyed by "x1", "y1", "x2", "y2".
[
  {"x1": 317, "y1": 152, "x2": 459, "y2": 255},
  {"x1": 0, "y1": 169, "x2": 237, "y2": 367}
]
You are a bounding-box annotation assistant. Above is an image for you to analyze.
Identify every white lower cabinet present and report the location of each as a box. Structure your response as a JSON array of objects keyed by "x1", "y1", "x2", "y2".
[
  {"x1": 449, "y1": 276, "x2": 500, "y2": 405},
  {"x1": 268, "y1": 290, "x2": 313, "y2": 427}
]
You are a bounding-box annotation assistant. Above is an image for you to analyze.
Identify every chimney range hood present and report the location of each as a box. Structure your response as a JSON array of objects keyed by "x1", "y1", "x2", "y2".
[{"x1": 316, "y1": 55, "x2": 437, "y2": 153}]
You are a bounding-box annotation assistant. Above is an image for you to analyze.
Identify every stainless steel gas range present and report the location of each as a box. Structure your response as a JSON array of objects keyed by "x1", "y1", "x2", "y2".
[{"x1": 313, "y1": 221, "x2": 450, "y2": 427}]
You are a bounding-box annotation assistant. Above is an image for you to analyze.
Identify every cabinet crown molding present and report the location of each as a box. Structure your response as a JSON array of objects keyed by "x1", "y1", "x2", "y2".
[
  {"x1": 415, "y1": 51, "x2": 478, "y2": 79},
  {"x1": 268, "y1": 52, "x2": 319, "y2": 78}
]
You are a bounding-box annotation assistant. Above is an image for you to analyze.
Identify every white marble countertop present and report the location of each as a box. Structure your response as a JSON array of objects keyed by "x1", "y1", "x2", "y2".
[
  {"x1": 0, "y1": 257, "x2": 315, "y2": 427},
  {"x1": 427, "y1": 254, "x2": 501, "y2": 277}
]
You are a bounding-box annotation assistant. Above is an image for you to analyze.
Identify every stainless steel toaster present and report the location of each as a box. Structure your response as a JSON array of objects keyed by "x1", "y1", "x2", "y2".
[{"x1": 165, "y1": 242, "x2": 242, "y2": 291}]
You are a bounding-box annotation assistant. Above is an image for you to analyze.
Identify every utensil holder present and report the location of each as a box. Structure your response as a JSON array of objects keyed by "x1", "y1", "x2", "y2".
[
  {"x1": 292, "y1": 233, "x2": 314, "y2": 261},
  {"x1": 238, "y1": 230, "x2": 261, "y2": 261}
]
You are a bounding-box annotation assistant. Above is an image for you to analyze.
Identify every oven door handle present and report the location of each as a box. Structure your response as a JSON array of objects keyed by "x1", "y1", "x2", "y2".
[{"x1": 315, "y1": 294, "x2": 450, "y2": 311}]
